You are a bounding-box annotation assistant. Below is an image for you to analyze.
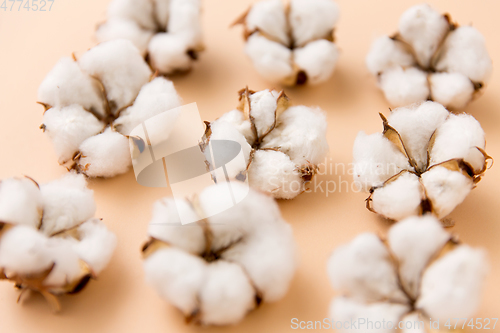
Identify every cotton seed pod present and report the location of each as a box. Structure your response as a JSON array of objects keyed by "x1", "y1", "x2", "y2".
[
  {"x1": 234, "y1": 0, "x2": 340, "y2": 86},
  {"x1": 366, "y1": 3, "x2": 492, "y2": 110},
  {"x1": 203, "y1": 87, "x2": 329, "y2": 199},
  {"x1": 142, "y1": 181, "x2": 297, "y2": 326},
  {"x1": 353, "y1": 101, "x2": 491, "y2": 221},
  {"x1": 97, "y1": 0, "x2": 204, "y2": 75},
  {"x1": 0, "y1": 173, "x2": 116, "y2": 311},
  {"x1": 328, "y1": 215, "x2": 488, "y2": 333},
  {"x1": 38, "y1": 39, "x2": 182, "y2": 178}
]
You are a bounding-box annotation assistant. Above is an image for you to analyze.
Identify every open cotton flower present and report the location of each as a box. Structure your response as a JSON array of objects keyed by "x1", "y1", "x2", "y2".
[
  {"x1": 366, "y1": 3, "x2": 492, "y2": 109},
  {"x1": 203, "y1": 87, "x2": 328, "y2": 199},
  {"x1": 235, "y1": 0, "x2": 340, "y2": 86},
  {"x1": 97, "y1": 0, "x2": 204, "y2": 74},
  {"x1": 38, "y1": 39, "x2": 182, "y2": 178},
  {"x1": 142, "y1": 182, "x2": 297, "y2": 325},
  {"x1": 0, "y1": 173, "x2": 116, "y2": 311},
  {"x1": 353, "y1": 101, "x2": 491, "y2": 221},
  {"x1": 328, "y1": 215, "x2": 488, "y2": 333}
]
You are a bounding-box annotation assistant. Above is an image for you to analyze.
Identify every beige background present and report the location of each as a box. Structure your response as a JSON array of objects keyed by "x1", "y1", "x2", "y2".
[{"x1": 0, "y1": 0, "x2": 499, "y2": 332}]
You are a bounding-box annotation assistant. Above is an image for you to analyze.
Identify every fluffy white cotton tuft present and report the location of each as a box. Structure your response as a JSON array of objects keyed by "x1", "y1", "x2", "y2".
[
  {"x1": 289, "y1": 0, "x2": 339, "y2": 47},
  {"x1": 429, "y1": 72, "x2": 475, "y2": 110},
  {"x1": 248, "y1": 89, "x2": 280, "y2": 137},
  {"x1": 293, "y1": 40, "x2": 339, "y2": 84},
  {"x1": 417, "y1": 246, "x2": 488, "y2": 323},
  {"x1": 366, "y1": 36, "x2": 415, "y2": 75},
  {"x1": 0, "y1": 178, "x2": 42, "y2": 228},
  {"x1": 328, "y1": 233, "x2": 409, "y2": 304},
  {"x1": 148, "y1": 33, "x2": 195, "y2": 74},
  {"x1": 77, "y1": 128, "x2": 132, "y2": 178},
  {"x1": 78, "y1": 39, "x2": 152, "y2": 113},
  {"x1": 42, "y1": 105, "x2": 105, "y2": 164},
  {"x1": 39, "y1": 172, "x2": 96, "y2": 236},
  {"x1": 371, "y1": 171, "x2": 423, "y2": 221},
  {"x1": 245, "y1": 0, "x2": 289, "y2": 45},
  {"x1": 379, "y1": 66, "x2": 430, "y2": 107},
  {"x1": 96, "y1": 19, "x2": 154, "y2": 55},
  {"x1": 245, "y1": 34, "x2": 294, "y2": 83}
]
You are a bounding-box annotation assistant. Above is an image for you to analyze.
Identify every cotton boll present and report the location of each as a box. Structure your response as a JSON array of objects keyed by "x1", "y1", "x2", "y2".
[
  {"x1": 42, "y1": 105, "x2": 105, "y2": 164},
  {"x1": 144, "y1": 248, "x2": 207, "y2": 315},
  {"x1": 249, "y1": 89, "x2": 280, "y2": 137},
  {"x1": 328, "y1": 233, "x2": 409, "y2": 304},
  {"x1": 293, "y1": 40, "x2": 339, "y2": 85},
  {"x1": 379, "y1": 66, "x2": 430, "y2": 107},
  {"x1": 245, "y1": 0, "x2": 289, "y2": 45},
  {"x1": 222, "y1": 222, "x2": 297, "y2": 302},
  {"x1": 168, "y1": 0, "x2": 202, "y2": 45},
  {"x1": 38, "y1": 57, "x2": 106, "y2": 117},
  {"x1": 352, "y1": 132, "x2": 411, "y2": 191},
  {"x1": 0, "y1": 226, "x2": 52, "y2": 275},
  {"x1": 434, "y1": 26, "x2": 493, "y2": 83},
  {"x1": 366, "y1": 36, "x2": 415, "y2": 75},
  {"x1": 387, "y1": 101, "x2": 449, "y2": 172},
  {"x1": 0, "y1": 178, "x2": 42, "y2": 228},
  {"x1": 96, "y1": 19, "x2": 154, "y2": 55},
  {"x1": 115, "y1": 77, "x2": 182, "y2": 136},
  {"x1": 147, "y1": 198, "x2": 206, "y2": 254},
  {"x1": 213, "y1": 110, "x2": 255, "y2": 144},
  {"x1": 73, "y1": 219, "x2": 117, "y2": 274},
  {"x1": 245, "y1": 34, "x2": 294, "y2": 84},
  {"x1": 289, "y1": 0, "x2": 339, "y2": 47},
  {"x1": 398, "y1": 4, "x2": 450, "y2": 69},
  {"x1": 148, "y1": 33, "x2": 195, "y2": 74},
  {"x1": 106, "y1": 0, "x2": 156, "y2": 30},
  {"x1": 329, "y1": 297, "x2": 410, "y2": 333},
  {"x1": 39, "y1": 173, "x2": 96, "y2": 236},
  {"x1": 420, "y1": 166, "x2": 473, "y2": 219},
  {"x1": 371, "y1": 171, "x2": 423, "y2": 221},
  {"x1": 261, "y1": 106, "x2": 328, "y2": 166},
  {"x1": 78, "y1": 39, "x2": 152, "y2": 113},
  {"x1": 429, "y1": 72, "x2": 474, "y2": 110},
  {"x1": 417, "y1": 246, "x2": 488, "y2": 323},
  {"x1": 387, "y1": 215, "x2": 450, "y2": 299},
  {"x1": 429, "y1": 114, "x2": 486, "y2": 173},
  {"x1": 77, "y1": 128, "x2": 132, "y2": 178},
  {"x1": 199, "y1": 261, "x2": 255, "y2": 325},
  {"x1": 248, "y1": 150, "x2": 303, "y2": 200}
]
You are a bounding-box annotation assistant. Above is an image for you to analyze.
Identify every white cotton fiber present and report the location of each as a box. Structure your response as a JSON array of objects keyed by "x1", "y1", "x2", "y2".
[
  {"x1": 0, "y1": 226, "x2": 52, "y2": 275},
  {"x1": 38, "y1": 57, "x2": 106, "y2": 117},
  {"x1": 352, "y1": 132, "x2": 411, "y2": 191},
  {"x1": 77, "y1": 128, "x2": 132, "y2": 178},
  {"x1": 417, "y1": 246, "x2": 488, "y2": 323},
  {"x1": 248, "y1": 89, "x2": 280, "y2": 137},
  {"x1": 148, "y1": 33, "x2": 195, "y2": 74},
  {"x1": 115, "y1": 77, "x2": 182, "y2": 136},
  {"x1": 262, "y1": 105, "x2": 328, "y2": 165},
  {"x1": 420, "y1": 166, "x2": 473, "y2": 219},
  {"x1": 398, "y1": 4, "x2": 450, "y2": 69},
  {"x1": 366, "y1": 36, "x2": 415, "y2": 75},
  {"x1": 429, "y1": 113, "x2": 486, "y2": 173},
  {"x1": 42, "y1": 237, "x2": 82, "y2": 287},
  {"x1": 289, "y1": 0, "x2": 339, "y2": 47},
  {"x1": 213, "y1": 110, "x2": 255, "y2": 144},
  {"x1": 152, "y1": 0, "x2": 170, "y2": 29},
  {"x1": 387, "y1": 215, "x2": 450, "y2": 299},
  {"x1": 96, "y1": 19, "x2": 154, "y2": 55},
  {"x1": 245, "y1": 34, "x2": 294, "y2": 83},
  {"x1": 434, "y1": 26, "x2": 493, "y2": 83},
  {"x1": 42, "y1": 105, "x2": 105, "y2": 164},
  {"x1": 371, "y1": 171, "x2": 423, "y2": 221},
  {"x1": 78, "y1": 39, "x2": 152, "y2": 113},
  {"x1": 167, "y1": 0, "x2": 202, "y2": 44},
  {"x1": 293, "y1": 40, "x2": 339, "y2": 84},
  {"x1": 39, "y1": 172, "x2": 96, "y2": 236},
  {"x1": 387, "y1": 101, "x2": 449, "y2": 172},
  {"x1": 429, "y1": 72, "x2": 475, "y2": 110},
  {"x1": 328, "y1": 233, "x2": 409, "y2": 304},
  {"x1": 0, "y1": 178, "x2": 42, "y2": 228},
  {"x1": 379, "y1": 66, "x2": 430, "y2": 107},
  {"x1": 245, "y1": 0, "x2": 289, "y2": 45}
]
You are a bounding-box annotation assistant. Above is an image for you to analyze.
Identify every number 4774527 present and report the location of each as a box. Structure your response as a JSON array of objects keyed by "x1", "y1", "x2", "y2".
[{"x1": 1, "y1": 0, "x2": 55, "y2": 11}]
